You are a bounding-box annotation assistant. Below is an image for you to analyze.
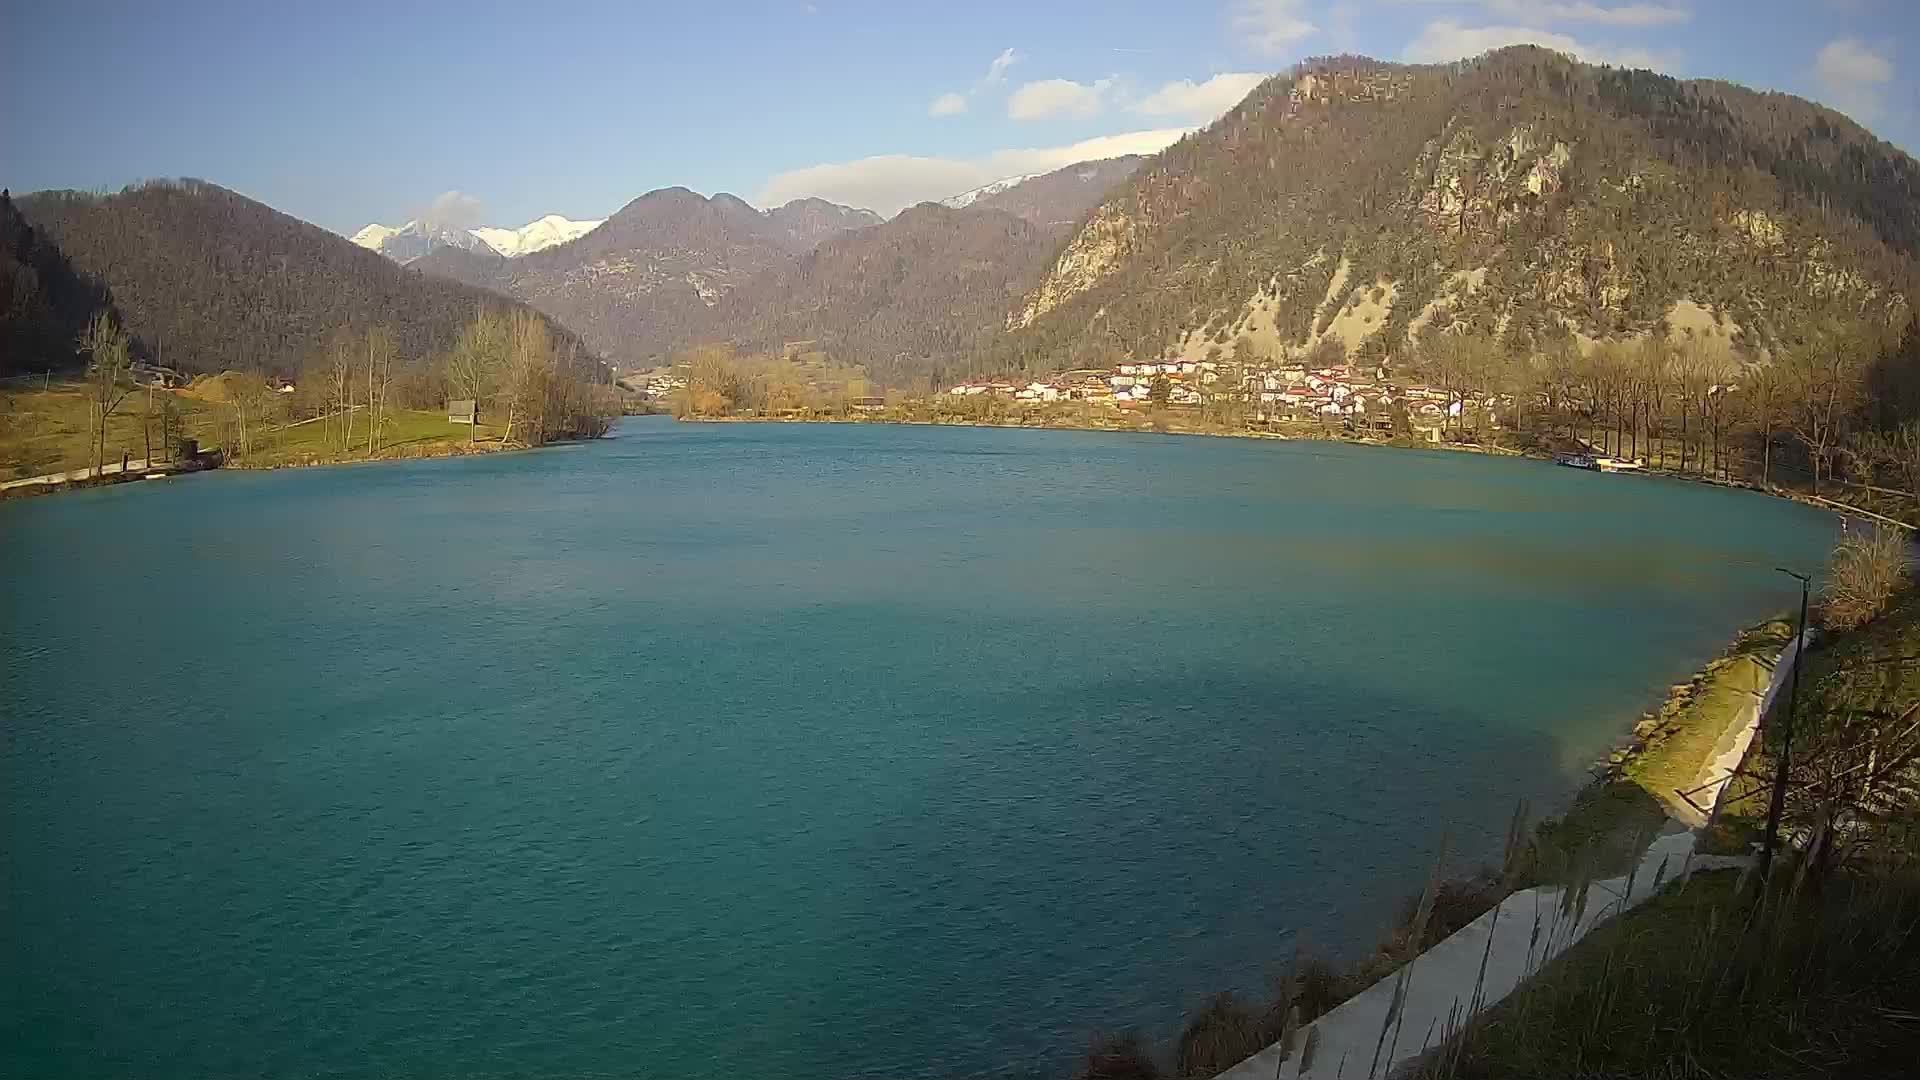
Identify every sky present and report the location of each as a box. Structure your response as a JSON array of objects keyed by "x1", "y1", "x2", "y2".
[{"x1": 4, "y1": 1, "x2": 1915, "y2": 236}]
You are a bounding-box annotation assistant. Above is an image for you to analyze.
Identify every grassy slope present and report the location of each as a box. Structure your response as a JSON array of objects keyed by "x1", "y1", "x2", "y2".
[
  {"x1": 241, "y1": 409, "x2": 509, "y2": 468},
  {"x1": 1708, "y1": 581, "x2": 1920, "y2": 851},
  {"x1": 1420, "y1": 587, "x2": 1920, "y2": 1079},
  {"x1": 0, "y1": 381, "x2": 223, "y2": 479},
  {"x1": 1, "y1": 379, "x2": 507, "y2": 479},
  {"x1": 1531, "y1": 620, "x2": 1792, "y2": 879},
  {"x1": 1418, "y1": 868, "x2": 1920, "y2": 1079}
]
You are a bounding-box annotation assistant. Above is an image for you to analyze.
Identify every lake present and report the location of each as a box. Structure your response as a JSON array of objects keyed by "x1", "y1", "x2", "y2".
[{"x1": 0, "y1": 419, "x2": 1837, "y2": 1079}]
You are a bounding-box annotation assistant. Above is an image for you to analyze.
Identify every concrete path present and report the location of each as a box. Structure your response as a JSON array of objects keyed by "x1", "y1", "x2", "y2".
[
  {"x1": 1219, "y1": 833, "x2": 1742, "y2": 1079},
  {"x1": 1217, "y1": 630, "x2": 1802, "y2": 1080},
  {"x1": 0, "y1": 457, "x2": 157, "y2": 491},
  {"x1": 1679, "y1": 629, "x2": 1807, "y2": 827}
]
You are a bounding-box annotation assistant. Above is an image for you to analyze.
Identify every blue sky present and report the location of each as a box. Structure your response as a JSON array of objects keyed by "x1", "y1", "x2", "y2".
[{"x1": 4, "y1": 1, "x2": 1914, "y2": 235}]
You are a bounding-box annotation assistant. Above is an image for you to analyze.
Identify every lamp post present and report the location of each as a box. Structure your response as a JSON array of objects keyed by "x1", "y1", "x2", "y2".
[{"x1": 1759, "y1": 567, "x2": 1810, "y2": 883}]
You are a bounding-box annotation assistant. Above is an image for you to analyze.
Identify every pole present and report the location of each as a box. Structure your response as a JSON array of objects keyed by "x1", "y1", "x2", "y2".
[{"x1": 1760, "y1": 568, "x2": 1810, "y2": 882}]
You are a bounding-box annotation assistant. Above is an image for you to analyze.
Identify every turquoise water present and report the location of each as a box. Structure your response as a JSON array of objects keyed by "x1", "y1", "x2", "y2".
[{"x1": 1, "y1": 419, "x2": 1836, "y2": 1079}]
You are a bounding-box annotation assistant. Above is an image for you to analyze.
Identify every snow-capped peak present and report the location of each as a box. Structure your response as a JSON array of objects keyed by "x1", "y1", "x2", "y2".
[
  {"x1": 939, "y1": 172, "x2": 1045, "y2": 209},
  {"x1": 350, "y1": 214, "x2": 603, "y2": 262},
  {"x1": 469, "y1": 215, "x2": 604, "y2": 258},
  {"x1": 350, "y1": 222, "x2": 401, "y2": 248}
]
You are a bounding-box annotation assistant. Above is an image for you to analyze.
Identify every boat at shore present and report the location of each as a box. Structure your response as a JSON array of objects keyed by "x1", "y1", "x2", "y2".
[{"x1": 1555, "y1": 452, "x2": 1645, "y2": 473}]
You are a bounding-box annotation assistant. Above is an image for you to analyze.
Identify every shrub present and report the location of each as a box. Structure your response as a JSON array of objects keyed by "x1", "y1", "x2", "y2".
[
  {"x1": 1819, "y1": 524, "x2": 1910, "y2": 631},
  {"x1": 1174, "y1": 992, "x2": 1269, "y2": 1076},
  {"x1": 1075, "y1": 1031, "x2": 1161, "y2": 1080},
  {"x1": 1294, "y1": 955, "x2": 1353, "y2": 1023}
]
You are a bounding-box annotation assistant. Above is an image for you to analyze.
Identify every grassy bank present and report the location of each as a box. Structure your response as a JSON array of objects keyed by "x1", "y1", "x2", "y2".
[
  {"x1": 227, "y1": 409, "x2": 513, "y2": 469},
  {"x1": 2, "y1": 378, "x2": 521, "y2": 489},
  {"x1": 1403, "y1": 559, "x2": 1920, "y2": 1078},
  {"x1": 0, "y1": 378, "x2": 223, "y2": 479},
  {"x1": 1409, "y1": 866, "x2": 1920, "y2": 1079},
  {"x1": 1071, "y1": 615, "x2": 1809, "y2": 1080},
  {"x1": 1537, "y1": 620, "x2": 1793, "y2": 871}
]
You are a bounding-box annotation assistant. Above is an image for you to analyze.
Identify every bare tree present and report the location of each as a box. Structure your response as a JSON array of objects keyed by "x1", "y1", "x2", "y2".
[
  {"x1": 446, "y1": 307, "x2": 508, "y2": 443},
  {"x1": 228, "y1": 371, "x2": 274, "y2": 460},
  {"x1": 1694, "y1": 348, "x2": 1741, "y2": 481},
  {"x1": 1884, "y1": 420, "x2": 1920, "y2": 503},
  {"x1": 157, "y1": 390, "x2": 183, "y2": 462},
  {"x1": 78, "y1": 310, "x2": 134, "y2": 478},
  {"x1": 1784, "y1": 327, "x2": 1871, "y2": 495},
  {"x1": 502, "y1": 308, "x2": 555, "y2": 445},
  {"x1": 327, "y1": 327, "x2": 357, "y2": 452},
  {"x1": 364, "y1": 326, "x2": 396, "y2": 456},
  {"x1": 1740, "y1": 360, "x2": 1788, "y2": 486}
]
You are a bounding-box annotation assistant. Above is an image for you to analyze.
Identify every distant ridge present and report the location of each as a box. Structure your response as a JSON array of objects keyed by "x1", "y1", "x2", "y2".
[
  {"x1": 14, "y1": 179, "x2": 597, "y2": 376},
  {"x1": 352, "y1": 214, "x2": 604, "y2": 262},
  {"x1": 407, "y1": 189, "x2": 884, "y2": 366}
]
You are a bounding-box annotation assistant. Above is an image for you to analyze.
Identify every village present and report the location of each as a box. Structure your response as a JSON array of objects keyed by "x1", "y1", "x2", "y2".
[{"x1": 943, "y1": 357, "x2": 1495, "y2": 433}]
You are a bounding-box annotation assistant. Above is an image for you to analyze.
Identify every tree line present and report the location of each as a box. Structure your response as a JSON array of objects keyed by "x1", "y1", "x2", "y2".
[
  {"x1": 1401, "y1": 316, "x2": 1920, "y2": 500},
  {"x1": 63, "y1": 304, "x2": 618, "y2": 476}
]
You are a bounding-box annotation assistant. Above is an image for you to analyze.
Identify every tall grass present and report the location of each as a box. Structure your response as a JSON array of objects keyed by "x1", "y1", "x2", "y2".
[
  {"x1": 1073, "y1": 1031, "x2": 1162, "y2": 1080},
  {"x1": 1818, "y1": 523, "x2": 1910, "y2": 631},
  {"x1": 1411, "y1": 857, "x2": 1920, "y2": 1079}
]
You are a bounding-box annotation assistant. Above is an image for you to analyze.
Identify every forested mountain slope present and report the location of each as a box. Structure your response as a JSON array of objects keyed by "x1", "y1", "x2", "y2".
[
  {"x1": 0, "y1": 191, "x2": 112, "y2": 375},
  {"x1": 652, "y1": 159, "x2": 1145, "y2": 379},
  {"x1": 999, "y1": 46, "x2": 1919, "y2": 374},
  {"x1": 963, "y1": 156, "x2": 1144, "y2": 229},
  {"x1": 408, "y1": 189, "x2": 881, "y2": 368},
  {"x1": 15, "y1": 180, "x2": 593, "y2": 376},
  {"x1": 713, "y1": 204, "x2": 1061, "y2": 386}
]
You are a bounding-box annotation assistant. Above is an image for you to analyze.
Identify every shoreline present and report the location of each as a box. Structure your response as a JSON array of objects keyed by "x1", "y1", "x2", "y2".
[
  {"x1": 0, "y1": 434, "x2": 580, "y2": 500},
  {"x1": 678, "y1": 412, "x2": 1899, "y2": 527},
  {"x1": 1535, "y1": 616, "x2": 1797, "y2": 875},
  {"x1": 1213, "y1": 615, "x2": 1799, "y2": 1080}
]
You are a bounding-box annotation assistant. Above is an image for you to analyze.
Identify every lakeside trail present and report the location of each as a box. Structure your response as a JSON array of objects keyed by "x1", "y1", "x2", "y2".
[
  {"x1": 1215, "y1": 619, "x2": 1803, "y2": 1080},
  {"x1": 0, "y1": 433, "x2": 566, "y2": 500},
  {"x1": 1549, "y1": 620, "x2": 1795, "y2": 862}
]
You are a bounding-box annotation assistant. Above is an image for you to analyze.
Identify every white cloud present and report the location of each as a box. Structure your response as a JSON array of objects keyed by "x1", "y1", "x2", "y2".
[
  {"x1": 1484, "y1": 1, "x2": 1690, "y2": 26},
  {"x1": 1233, "y1": 0, "x2": 1316, "y2": 56},
  {"x1": 1813, "y1": 37, "x2": 1893, "y2": 121},
  {"x1": 1133, "y1": 72, "x2": 1268, "y2": 119},
  {"x1": 1402, "y1": 20, "x2": 1668, "y2": 69},
  {"x1": 928, "y1": 48, "x2": 1021, "y2": 117},
  {"x1": 419, "y1": 190, "x2": 485, "y2": 229},
  {"x1": 1008, "y1": 77, "x2": 1115, "y2": 120},
  {"x1": 757, "y1": 128, "x2": 1191, "y2": 217},
  {"x1": 985, "y1": 47, "x2": 1020, "y2": 85},
  {"x1": 928, "y1": 92, "x2": 969, "y2": 117}
]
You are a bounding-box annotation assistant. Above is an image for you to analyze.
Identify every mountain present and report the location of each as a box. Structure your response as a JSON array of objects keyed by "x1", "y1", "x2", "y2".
[
  {"x1": 764, "y1": 198, "x2": 884, "y2": 252},
  {"x1": 470, "y1": 214, "x2": 605, "y2": 258},
  {"x1": 1000, "y1": 49, "x2": 1920, "y2": 376},
  {"x1": 351, "y1": 219, "x2": 506, "y2": 262},
  {"x1": 353, "y1": 214, "x2": 604, "y2": 261},
  {"x1": 409, "y1": 188, "x2": 881, "y2": 366},
  {"x1": 714, "y1": 203, "x2": 1061, "y2": 386},
  {"x1": 940, "y1": 174, "x2": 1044, "y2": 210},
  {"x1": 947, "y1": 157, "x2": 1145, "y2": 229},
  {"x1": 657, "y1": 158, "x2": 1146, "y2": 377},
  {"x1": 0, "y1": 190, "x2": 113, "y2": 375},
  {"x1": 14, "y1": 179, "x2": 595, "y2": 375}
]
